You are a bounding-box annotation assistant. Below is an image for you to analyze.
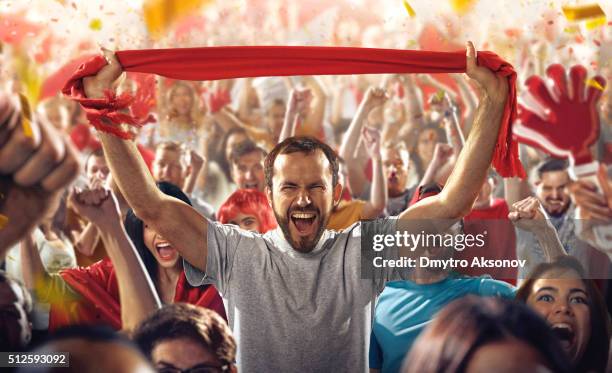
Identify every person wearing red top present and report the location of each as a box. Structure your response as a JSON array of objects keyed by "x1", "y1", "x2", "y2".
[
  {"x1": 459, "y1": 174, "x2": 517, "y2": 284},
  {"x1": 22, "y1": 182, "x2": 226, "y2": 332}
]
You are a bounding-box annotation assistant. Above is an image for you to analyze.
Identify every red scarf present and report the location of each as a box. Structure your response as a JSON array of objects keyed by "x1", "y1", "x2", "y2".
[
  {"x1": 49, "y1": 258, "x2": 226, "y2": 330},
  {"x1": 63, "y1": 46, "x2": 524, "y2": 177}
]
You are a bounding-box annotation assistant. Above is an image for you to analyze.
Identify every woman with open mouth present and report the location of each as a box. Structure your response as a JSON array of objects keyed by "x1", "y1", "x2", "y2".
[
  {"x1": 516, "y1": 256, "x2": 610, "y2": 373},
  {"x1": 22, "y1": 182, "x2": 226, "y2": 331}
]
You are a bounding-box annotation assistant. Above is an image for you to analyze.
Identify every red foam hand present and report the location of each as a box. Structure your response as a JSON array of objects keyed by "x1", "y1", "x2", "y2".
[{"x1": 515, "y1": 64, "x2": 606, "y2": 165}]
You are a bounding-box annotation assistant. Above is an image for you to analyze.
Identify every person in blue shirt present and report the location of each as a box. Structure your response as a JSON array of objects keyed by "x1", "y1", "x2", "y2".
[{"x1": 369, "y1": 185, "x2": 567, "y2": 373}]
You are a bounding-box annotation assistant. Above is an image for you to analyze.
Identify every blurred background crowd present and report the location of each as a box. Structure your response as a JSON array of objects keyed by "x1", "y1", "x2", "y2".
[{"x1": 1, "y1": 0, "x2": 612, "y2": 372}]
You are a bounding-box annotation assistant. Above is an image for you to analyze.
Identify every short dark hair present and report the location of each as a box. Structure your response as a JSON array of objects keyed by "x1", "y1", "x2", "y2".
[
  {"x1": 229, "y1": 140, "x2": 267, "y2": 166},
  {"x1": 133, "y1": 303, "x2": 236, "y2": 365},
  {"x1": 404, "y1": 296, "x2": 571, "y2": 373},
  {"x1": 264, "y1": 136, "x2": 339, "y2": 189},
  {"x1": 516, "y1": 256, "x2": 611, "y2": 373},
  {"x1": 535, "y1": 157, "x2": 569, "y2": 179},
  {"x1": 84, "y1": 148, "x2": 105, "y2": 170}
]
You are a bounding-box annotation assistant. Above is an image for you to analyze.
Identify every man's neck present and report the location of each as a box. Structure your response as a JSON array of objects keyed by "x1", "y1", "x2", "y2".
[{"x1": 388, "y1": 188, "x2": 407, "y2": 199}]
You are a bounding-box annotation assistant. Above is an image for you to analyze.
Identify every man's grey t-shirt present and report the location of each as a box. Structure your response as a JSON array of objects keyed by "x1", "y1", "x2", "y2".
[{"x1": 184, "y1": 219, "x2": 398, "y2": 373}]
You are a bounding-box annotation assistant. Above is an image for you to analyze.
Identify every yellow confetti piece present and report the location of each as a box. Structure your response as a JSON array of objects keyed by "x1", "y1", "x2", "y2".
[
  {"x1": 0, "y1": 214, "x2": 8, "y2": 229},
  {"x1": 143, "y1": 0, "x2": 213, "y2": 39},
  {"x1": 585, "y1": 16, "x2": 606, "y2": 30},
  {"x1": 450, "y1": 0, "x2": 477, "y2": 15},
  {"x1": 89, "y1": 18, "x2": 102, "y2": 31},
  {"x1": 563, "y1": 25, "x2": 580, "y2": 34},
  {"x1": 435, "y1": 89, "x2": 446, "y2": 101},
  {"x1": 18, "y1": 93, "x2": 33, "y2": 138},
  {"x1": 586, "y1": 78, "x2": 604, "y2": 91},
  {"x1": 6, "y1": 255, "x2": 15, "y2": 261},
  {"x1": 562, "y1": 4, "x2": 605, "y2": 21},
  {"x1": 402, "y1": 0, "x2": 416, "y2": 17}
]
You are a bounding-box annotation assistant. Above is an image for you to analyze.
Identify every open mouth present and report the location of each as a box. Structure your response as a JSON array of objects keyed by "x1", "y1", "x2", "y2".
[
  {"x1": 551, "y1": 323, "x2": 575, "y2": 350},
  {"x1": 388, "y1": 173, "x2": 399, "y2": 184},
  {"x1": 290, "y1": 211, "x2": 318, "y2": 235},
  {"x1": 155, "y1": 242, "x2": 177, "y2": 261},
  {"x1": 244, "y1": 182, "x2": 259, "y2": 189}
]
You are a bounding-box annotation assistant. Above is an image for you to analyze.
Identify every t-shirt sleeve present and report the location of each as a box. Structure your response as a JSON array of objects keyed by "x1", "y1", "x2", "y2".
[
  {"x1": 360, "y1": 217, "x2": 401, "y2": 293},
  {"x1": 478, "y1": 277, "x2": 517, "y2": 299},
  {"x1": 369, "y1": 329, "x2": 383, "y2": 369},
  {"x1": 183, "y1": 221, "x2": 260, "y2": 294}
]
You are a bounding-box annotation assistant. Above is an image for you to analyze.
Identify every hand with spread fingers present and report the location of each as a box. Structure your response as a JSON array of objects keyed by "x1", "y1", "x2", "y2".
[
  {"x1": 515, "y1": 64, "x2": 606, "y2": 165},
  {"x1": 0, "y1": 92, "x2": 81, "y2": 255}
]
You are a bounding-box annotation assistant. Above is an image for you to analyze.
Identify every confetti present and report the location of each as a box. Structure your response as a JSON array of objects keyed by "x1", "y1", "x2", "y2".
[
  {"x1": 402, "y1": 0, "x2": 416, "y2": 17},
  {"x1": 585, "y1": 78, "x2": 604, "y2": 91},
  {"x1": 563, "y1": 25, "x2": 580, "y2": 34},
  {"x1": 449, "y1": 0, "x2": 477, "y2": 15},
  {"x1": 89, "y1": 18, "x2": 102, "y2": 31},
  {"x1": 143, "y1": 0, "x2": 213, "y2": 39},
  {"x1": 585, "y1": 17, "x2": 606, "y2": 30},
  {"x1": 562, "y1": 4, "x2": 605, "y2": 21},
  {"x1": 18, "y1": 93, "x2": 33, "y2": 138},
  {"x1": 0, "y1": 214, "x2": 8, "y2": 230}
]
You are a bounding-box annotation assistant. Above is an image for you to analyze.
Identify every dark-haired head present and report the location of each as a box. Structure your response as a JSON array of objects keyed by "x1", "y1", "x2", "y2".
[
  {"x1": 229, "y1": 140, "x2": 267, "y2": 192},
  {"x1": 264, "y1": 137, "x2": 342, "y2": 253},
  {"x1": 532, "y1": 157, "x2": 571, "y2": 217},
  {"x1": 133, "y1": 303, "x2": 236, "y2": 373},
  {"x1": 124, "y1": 182, "x2": 192, "y2": 285},
  {"x1": 516, "y1": 256, "x2": 610, "y2": 373},
  {"x1": 403, "y1": 296, "x2": 572, "y2": 373}
]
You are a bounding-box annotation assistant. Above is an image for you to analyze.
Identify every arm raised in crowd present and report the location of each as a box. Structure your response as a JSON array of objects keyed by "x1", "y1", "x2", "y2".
[
  {"x1": 279, "y1": 88, "x2": 312, "y2": 142},
  {"x1": 399, "y1": 42, "x2": 508, "y2": 221},
  {"x1": 0, "y1": 93, "x2": 80, "y2": 256},
  {"x1": 338, "y1": 87, "x2": 387, "y2": 197},
  {"x1": 361, "y1": 126, "x2": 387, "y2": 218},
  {"x1": 69, "y1": 186, "x2": 161, "y2": 332},
  {"x1": 82, "y1": 50, "x2": 209, "y2": 271},
  {"x1": 509, "y1": 196, "x2": 567, "y2": 261}
]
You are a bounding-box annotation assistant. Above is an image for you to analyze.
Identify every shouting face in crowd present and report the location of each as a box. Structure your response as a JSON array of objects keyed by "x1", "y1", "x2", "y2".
[
  {"x1": 382, "y1": 145, "x2": 409, "y2": 198},
  {"x1": 525, "y1": 269, "x2": 591, "y2": 364},
  {"x1": 85, "y1": 150, "x2": 110, "y2": 186},
  {"x1": 266, "y1": 138, "x2": 342, "y2": 253},
  {"x1": 143, "y1": 222, "x2": 181, "y2": 268},
  {"x1": 535, "y1": 169, "x2": 571, "y2": 218},
  {"x1": 169, "y1": 83, "x2": 195, "y2": 118},
  {"x1": 230, "y1": 141, "x2": 266, "y2": 192},
  {"x1": 152, "y1": 144, "x2": 189, "y2": 190}
]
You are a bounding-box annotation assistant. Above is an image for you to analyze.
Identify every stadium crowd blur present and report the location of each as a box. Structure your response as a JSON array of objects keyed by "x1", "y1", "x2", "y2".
[{"x1": 0, "y1": 0, "x2": 611, "y2": 372}]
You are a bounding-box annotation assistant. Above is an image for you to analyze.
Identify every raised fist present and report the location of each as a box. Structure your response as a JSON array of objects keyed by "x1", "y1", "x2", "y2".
[
  {"x1": 514, "y1": 64, "x2": 606, "y2": 165},
  {"x1": 0, "y1": 93, "x2": 80, "y2": 255}
]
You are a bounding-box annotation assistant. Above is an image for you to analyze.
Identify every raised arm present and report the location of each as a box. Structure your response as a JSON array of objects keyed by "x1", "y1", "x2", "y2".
[
  {"x1": 279, "y1": 88, "x2": 312, "y2": 142},
  {"x1": 338, "y1": 87, "x2": 387, "y2": 197},
  {"x1": 509, "y1": 196, "x2": 567, "y2": 261},
  {"x1": 20, "y1": 233, "x2": 51, "y2": 290},
  {"x1": 299, "y1": 76, "x2": 327, "y2": 138},
  {"x1": 399, "y1": 42, "x2": 508, "y2": 221},
  {"x1": 69, "y1": 186, "x2": 161, "y2": 332},
  {"x1": 451, "y1": 73, "x2": 478, "y2": 132},
  {"x1": 82, "y1": 50, "x2": 208, "y2": 271},
  {"x1": 361, "y1": 126, "x2": 387, "y2": 218}
]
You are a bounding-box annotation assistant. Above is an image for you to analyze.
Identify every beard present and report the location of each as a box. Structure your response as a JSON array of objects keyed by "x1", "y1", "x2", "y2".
[
  {"x1": 544, "y1": 199, "x2": 570, "y2": 218},
  {"x1": 272, "y1": 202, "x2": 330, "y2": 253}
]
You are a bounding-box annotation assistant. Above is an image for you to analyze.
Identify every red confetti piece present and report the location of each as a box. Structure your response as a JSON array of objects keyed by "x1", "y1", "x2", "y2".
[{"x1": 594, "y1": 40, "x2": 601, "y2": 47}]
